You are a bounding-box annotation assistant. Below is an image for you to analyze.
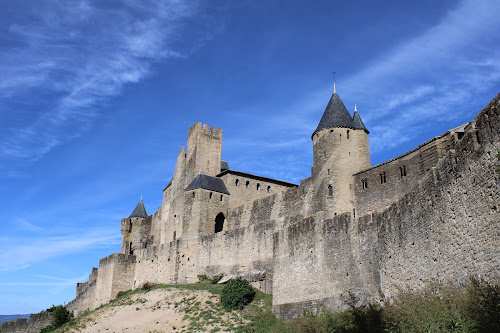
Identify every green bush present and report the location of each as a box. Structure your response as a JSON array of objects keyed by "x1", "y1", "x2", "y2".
[
  {"x1": 221, "y1": 277, "x2": 255, "y2": 311},
  {"x1": 141, "y1": 281, "x2": 157, "y2": 291},
  {"x1": 211, "y1": 273, "x2": 224, "y2": 284},
  {"x1": 40, "y1": 305, "x2": 73, "y2": 333},
  {"x1": 197, "y1": 274, "x2": 209, "y2": 282}
]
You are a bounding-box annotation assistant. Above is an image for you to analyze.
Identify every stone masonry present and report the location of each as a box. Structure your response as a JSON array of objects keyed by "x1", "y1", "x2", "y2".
[{"x1": 65, "y1": 88, "x2": 499, "y2": 320}]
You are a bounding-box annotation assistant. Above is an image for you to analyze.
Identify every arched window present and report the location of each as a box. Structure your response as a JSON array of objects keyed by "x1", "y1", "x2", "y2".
[
  {"x1": 235, "y1": 179, "x2": 239, "y2": 186},
  {"x1": 257, "y1": 183, "x2": 261, "y2": 191},
  {"x1": 267, "y1": 186, "x2": 271, "y2": 193},
  {"x1": 215, "y1": 213, "x2": 225, "y2": 233},
  {"x1": 328, "y1": 185, "x2": 333, "y2": 196},
  {"x1": 209, "y1": 192, "x2": 213, "y2": 199},
  {"x1": 330, "y1": 130, "x2": 334, "y2": 139},
  {"x1": 245, "y1": 181, "x2": 250, "y2": 188},
  {"x1": 347, "y1": 130, "x2": 350, "y2": 139},
  {"x1": 220, "y1": 195, "x2": 223, "y2": 201},
  {"x1": 192, "y1": 192, "x2": 195, "y2": 198}
]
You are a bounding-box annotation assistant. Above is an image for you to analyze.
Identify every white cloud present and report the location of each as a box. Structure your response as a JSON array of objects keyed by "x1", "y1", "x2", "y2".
[
  {"x1": 14, "y1": 218, "x2": 44, "y2": 232},
  {"x1": 0, "y1": 0, "x2": 203, "y2": 161},
  {"x1": 0, "y1": 228, "x2": 120, "y2": 272}
]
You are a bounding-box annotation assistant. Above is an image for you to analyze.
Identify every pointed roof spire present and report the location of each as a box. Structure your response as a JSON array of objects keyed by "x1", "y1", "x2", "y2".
[
  {"x1": 312, "y1": 76, "x2": 354, "y2": 138},
  {"x1": 129, "y1": 197, "x2": 147, "y2": 218},
  {"x1": 333, "y1": 72, "x2": 336, "y2": 93},
  {"x1": 352, "y1": 107, "x2": 369, "y2": 134}
]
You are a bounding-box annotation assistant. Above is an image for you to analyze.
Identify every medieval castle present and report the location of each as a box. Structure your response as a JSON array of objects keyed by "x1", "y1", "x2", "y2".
[{"x1": 56, "y1": 86, "x2": 500, "y2": 321}]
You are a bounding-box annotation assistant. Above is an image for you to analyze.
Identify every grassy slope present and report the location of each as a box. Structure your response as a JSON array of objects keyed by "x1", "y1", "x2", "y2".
[{"x1": 50, "y1": 279, "x2": 499, "y2": 333}]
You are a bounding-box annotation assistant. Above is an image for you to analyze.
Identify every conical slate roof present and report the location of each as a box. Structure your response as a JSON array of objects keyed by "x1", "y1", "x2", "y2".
[
  {"x1": 129, "y1": 198, "x2": 147, "y2": 218},
  {"x1": 185, "y1": 173, "x2": 230, "y2": 195},
  {"x1": 353, "y1": 110, "x2": 369, "y2": 133},
  {"x1": 312, "y1": 91, "x2": 354, "y2": 138}
]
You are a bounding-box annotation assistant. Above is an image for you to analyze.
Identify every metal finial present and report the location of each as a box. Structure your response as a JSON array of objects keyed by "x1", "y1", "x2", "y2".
[
  {"x1": 199, "y1": 167, "x2": 201, "y2": 175},
  {"x1": 140, "y1": 194, "x2": 143, "y2": 201},
  {"x1": 333, "y1": 72, "x2": 336, "y2": 93},
  {"x1": 354, "y1": 104, "x2": 357, "y2": 112}
]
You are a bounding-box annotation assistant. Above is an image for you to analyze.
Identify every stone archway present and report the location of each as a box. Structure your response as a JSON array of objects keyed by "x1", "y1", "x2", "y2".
[{"x1": 215, "y1": 213, "x2": 225, "y2": 233}]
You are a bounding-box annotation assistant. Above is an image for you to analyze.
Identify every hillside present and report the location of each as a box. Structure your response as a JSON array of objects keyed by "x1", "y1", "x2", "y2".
[{"x1": 54, "y1": 283, "x2": 265, "y2": 333}]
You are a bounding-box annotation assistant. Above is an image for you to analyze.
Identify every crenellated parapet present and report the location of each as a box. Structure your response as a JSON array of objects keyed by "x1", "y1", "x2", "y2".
[{"x1": 0, "y1": 311, "x2": 52, "y2": 333}]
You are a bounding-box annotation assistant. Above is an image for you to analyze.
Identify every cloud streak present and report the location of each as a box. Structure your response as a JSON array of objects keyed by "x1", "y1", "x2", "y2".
[
  {"x1": 0, "y1": 0, "x2": 203, "y2": 161},
  {"x1": 0, "y1": 227, "x2": 120, "y2": 272},
  {"x1": 254, "y1": 0, "x2": 500, "y2": 164}
]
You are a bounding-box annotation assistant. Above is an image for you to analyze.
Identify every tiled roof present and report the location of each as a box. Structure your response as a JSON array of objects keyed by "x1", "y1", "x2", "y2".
[
  {"x1": 353, "y1": 111, "x2": 369, "y2": 133},
  {"x1": 129, "y1": 199, "x2": 148, "y2": 218},
  {"x1": 185, "y1": 173, "x2": 230, "y2": 194},
  {"x1": 312, "y1": 92, "x2": 354, "y2": 137}
]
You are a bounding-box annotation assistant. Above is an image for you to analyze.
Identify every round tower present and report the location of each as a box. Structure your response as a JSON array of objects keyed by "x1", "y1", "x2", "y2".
[{"x1": 311, "y1": 83, "x2": 370, "y2": 216}]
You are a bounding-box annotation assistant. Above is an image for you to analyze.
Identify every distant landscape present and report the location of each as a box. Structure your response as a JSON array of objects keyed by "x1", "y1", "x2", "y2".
[{"x1": 0, "y1": 314, "x2": 30, "y2": 325}]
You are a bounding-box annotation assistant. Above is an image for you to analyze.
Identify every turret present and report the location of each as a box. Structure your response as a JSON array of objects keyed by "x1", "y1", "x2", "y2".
[
  {"x1": 121, "y1": 197, "x2": 150, "y2": 255},
  {"x1": 311, "y1": 83, "x2": 370, "y2": 215}
]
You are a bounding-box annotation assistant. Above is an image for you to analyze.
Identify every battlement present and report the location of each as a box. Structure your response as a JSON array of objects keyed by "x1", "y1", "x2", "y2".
[
  {"x1": 0, "y1": 311, "x2": 52, "y2": 333},
  {"x1": 189, "y1": 122, "x2": 223, "y2": 138},
  {"x1": 99, "y1": 253, "x2": 136, "y2": 266}
]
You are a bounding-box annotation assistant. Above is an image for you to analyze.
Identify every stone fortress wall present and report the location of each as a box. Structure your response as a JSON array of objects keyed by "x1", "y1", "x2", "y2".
[
  {"x1": 0, "y1": 312, "x2": 53, "y2": 333},
  {"x1": 67, "y1": 91, "x2": 499, "y2": 320}
]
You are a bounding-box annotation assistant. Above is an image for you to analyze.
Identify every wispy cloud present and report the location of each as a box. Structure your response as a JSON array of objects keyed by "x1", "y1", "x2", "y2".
[
  {"x1": 0, "y1": 274, "x2": 88, "y2": 288},
  {"x1": 254, "y1": 0, "x2": 500, "y2": 163},
  {"x1": 14, "y1": 218, "x2": 44, "y2": 232},
  {"x1": 0, "y1": 0, "x2": 205, "y2": 161},
  {"x1": 0, "y1": 227, "x2": 120, "y2": 271}
]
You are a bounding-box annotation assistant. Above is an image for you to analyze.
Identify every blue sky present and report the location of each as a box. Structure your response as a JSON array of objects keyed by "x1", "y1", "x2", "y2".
[{"x1": 1, "y1": 0, "x2": 499, "y2": 314}]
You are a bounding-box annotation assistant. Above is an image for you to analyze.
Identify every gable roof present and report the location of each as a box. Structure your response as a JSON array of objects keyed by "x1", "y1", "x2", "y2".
[
  {"x1": 130, "y1": 198, "x2": 148, "y2": 218},
  {"x1": 185, "y1": 173, "x2": 230, "y2": 195},
  {"x1": 312, "y1": 92, "x2": 354, "y2": 137}
]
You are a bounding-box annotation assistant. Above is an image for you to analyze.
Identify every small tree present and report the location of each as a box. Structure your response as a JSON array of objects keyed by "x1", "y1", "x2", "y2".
[
  {"x1": 221, "y1": 277, "x2": 255, "y2": 311},
  {"x1": 40, "y1": 305, "x2": 73, "y2": 333}
]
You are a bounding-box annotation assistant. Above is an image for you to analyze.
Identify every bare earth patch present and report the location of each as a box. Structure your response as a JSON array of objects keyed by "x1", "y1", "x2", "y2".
[{"x1": 65, "y1": 287, "x2": 247, "y2": 333}]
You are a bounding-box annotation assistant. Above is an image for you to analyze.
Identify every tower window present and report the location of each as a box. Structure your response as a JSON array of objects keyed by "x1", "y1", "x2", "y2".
[
  {"x1": 330, "y1": 130, "x2": 334, "y2": 139},
  {"x1": 209, "y1": 192, "x2": 213, "y2": 199},
  {"x1": 235, "y1": 179, "x2": 239, "y2": 186},
  {"x1": 328, "y1": 185, "x2": 333, "y2": 196},
  {"x1": 347, "y1": 130, "x2": 350, "y2": 139},
  {"x1": 362, "y1": 178, "x2": 368, "y2": 189},
  {"x1": 400, "y1": 166, "x2": 407, "y2": 178},
  {"x1": 245, "y1": 181, "x2": 250, "y2": 188},
  {"x1": 327, "y1": 169, "x2": 330, "y2": 175},
  {"x1": 220, "y1": 195, "x2": 223, "y2": 201},
  {"x1": 192, "y1": 192, "x2": 195, "y2": 198},
  {"x1": 380, "y1": 172, "x2": 387, "y2": 184},
  {"x1": 267, "y1": 186, "x2": 271, "y2": 193},
  {"x1": 257, "y1": 183, "x2": 261, "y2": 191}
]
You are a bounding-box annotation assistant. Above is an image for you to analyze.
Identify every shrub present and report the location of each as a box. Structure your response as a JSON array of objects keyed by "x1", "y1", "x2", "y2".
[
  {"x1": 40, "y1": 305, "x2": 73, "y2": 333},
  {"x1": 141, "y1": 282, "x2": 157, "y2": 291},
  {"x1": 220, "y1": 277, "x2": 255, "y2": 311},
  {"x1": 211, "y1": 273, "x2": 224, "y2": 284},
  {"x1": 197, "y1": 274, "x2": 209, "y2": 282}
]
